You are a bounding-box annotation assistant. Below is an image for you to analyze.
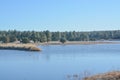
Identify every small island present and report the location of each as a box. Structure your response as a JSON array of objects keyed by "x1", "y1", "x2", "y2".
[{"x1": 0, "y1": 43, "x2": 41, "y2": 51}]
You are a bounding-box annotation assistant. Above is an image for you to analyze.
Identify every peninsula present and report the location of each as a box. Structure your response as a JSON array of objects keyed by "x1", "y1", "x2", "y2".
[{"x1": 0, "y1": 43, "x2": 41, "y2": 51}]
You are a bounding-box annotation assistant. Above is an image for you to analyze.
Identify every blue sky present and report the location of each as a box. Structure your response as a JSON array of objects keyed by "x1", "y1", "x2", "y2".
[{"x1": 0, "y1": 0, "x2": 120, "y2": 31}]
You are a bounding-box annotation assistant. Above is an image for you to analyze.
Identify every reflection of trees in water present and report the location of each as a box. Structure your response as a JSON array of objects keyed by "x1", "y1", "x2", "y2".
[
  {"x1": 42, "y1": 53, "x2": 83, "y2": 61},
  {"x1": 41, "y1": 54, "x2": 51, "y2": 61},
  {"x1": 45, "y1": 54, "x2": 50, "y2": 61},
  {"x1": 0, "y1": 51, "x2": 40, "y2": 61},
  {"x1": 27, "y1": 53, "x2": 40, "y2": 60}
]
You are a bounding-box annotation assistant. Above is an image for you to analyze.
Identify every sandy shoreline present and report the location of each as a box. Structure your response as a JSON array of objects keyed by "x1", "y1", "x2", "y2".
[{"x1": 38, "y1": 41, "x2": 120, "y2": 45}]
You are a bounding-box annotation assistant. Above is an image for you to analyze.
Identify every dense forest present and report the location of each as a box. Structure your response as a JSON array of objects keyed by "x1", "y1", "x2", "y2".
[{"x1": 0, "y1": 30, "x2": 120, "y2": 43}]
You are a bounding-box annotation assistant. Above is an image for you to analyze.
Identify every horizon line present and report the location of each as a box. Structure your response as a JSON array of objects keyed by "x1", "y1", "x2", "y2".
[{"x1": 0, "y1": 29, "x2": 120, "y2": 32}]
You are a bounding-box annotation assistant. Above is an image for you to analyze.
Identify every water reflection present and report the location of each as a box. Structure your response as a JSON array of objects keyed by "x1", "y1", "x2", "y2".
[
  {"x1": 0, "y1": 44, "x2": 120, "y2": 80},
  {"x1": 0, "y1": 50, "x2": 40, "y2": 61}
]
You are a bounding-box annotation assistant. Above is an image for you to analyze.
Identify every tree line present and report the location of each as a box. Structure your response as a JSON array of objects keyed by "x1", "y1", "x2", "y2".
[{"x1": 0, "y1": 30, "x2": 120, "y2": 43}]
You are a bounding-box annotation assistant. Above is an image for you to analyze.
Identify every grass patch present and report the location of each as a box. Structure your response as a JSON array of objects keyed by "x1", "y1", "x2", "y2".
[{"x1": 0, "y1": 43, "x2": 41, "y2": 51}]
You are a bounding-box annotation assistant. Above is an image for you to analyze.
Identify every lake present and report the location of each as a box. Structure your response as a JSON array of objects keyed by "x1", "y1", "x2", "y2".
[{"x1": 0, "y1": 44, "x2": 120, "y2": 80}]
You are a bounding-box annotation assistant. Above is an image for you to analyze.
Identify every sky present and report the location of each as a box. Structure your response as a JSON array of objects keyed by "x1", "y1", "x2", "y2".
[{"x1": 0, "y1": 0, "x2": 120, "y2": 31}]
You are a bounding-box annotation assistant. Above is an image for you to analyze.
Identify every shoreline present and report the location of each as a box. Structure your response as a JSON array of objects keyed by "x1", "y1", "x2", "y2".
[
  {"x1": 38, "y1": 41, "x2": 120, "y2": 45},
  {"x1": 84, "y1": 71, "x2": 120, "y2": 80},
  {"x1": 0, "y1": 43, "x2": 41, "y2": 51},
  {"x1": 0, "y1": 41, "x2": 120, "y2": 51}
]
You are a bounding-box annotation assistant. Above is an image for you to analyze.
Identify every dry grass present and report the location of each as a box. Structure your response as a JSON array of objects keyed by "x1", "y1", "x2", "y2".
[
  {"x1": 0, "y1": 43, "x2": 41, "y2": 51},
  {"x1": 66, "y1": 71, "x2": 120, "y2": 80},
  {"x1": 84, "y1": 71, "x2": 120, "y2": 80}
]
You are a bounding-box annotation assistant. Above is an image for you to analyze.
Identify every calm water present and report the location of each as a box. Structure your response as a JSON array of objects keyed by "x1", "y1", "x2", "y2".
[{"x1": 0, "y1": 44, "x2": 120, "y2": 80}]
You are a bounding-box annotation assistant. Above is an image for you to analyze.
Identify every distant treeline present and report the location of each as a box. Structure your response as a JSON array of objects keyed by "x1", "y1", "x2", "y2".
[{"x1": 0, "y1": 30, "x2": 120, "y2": 43}]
